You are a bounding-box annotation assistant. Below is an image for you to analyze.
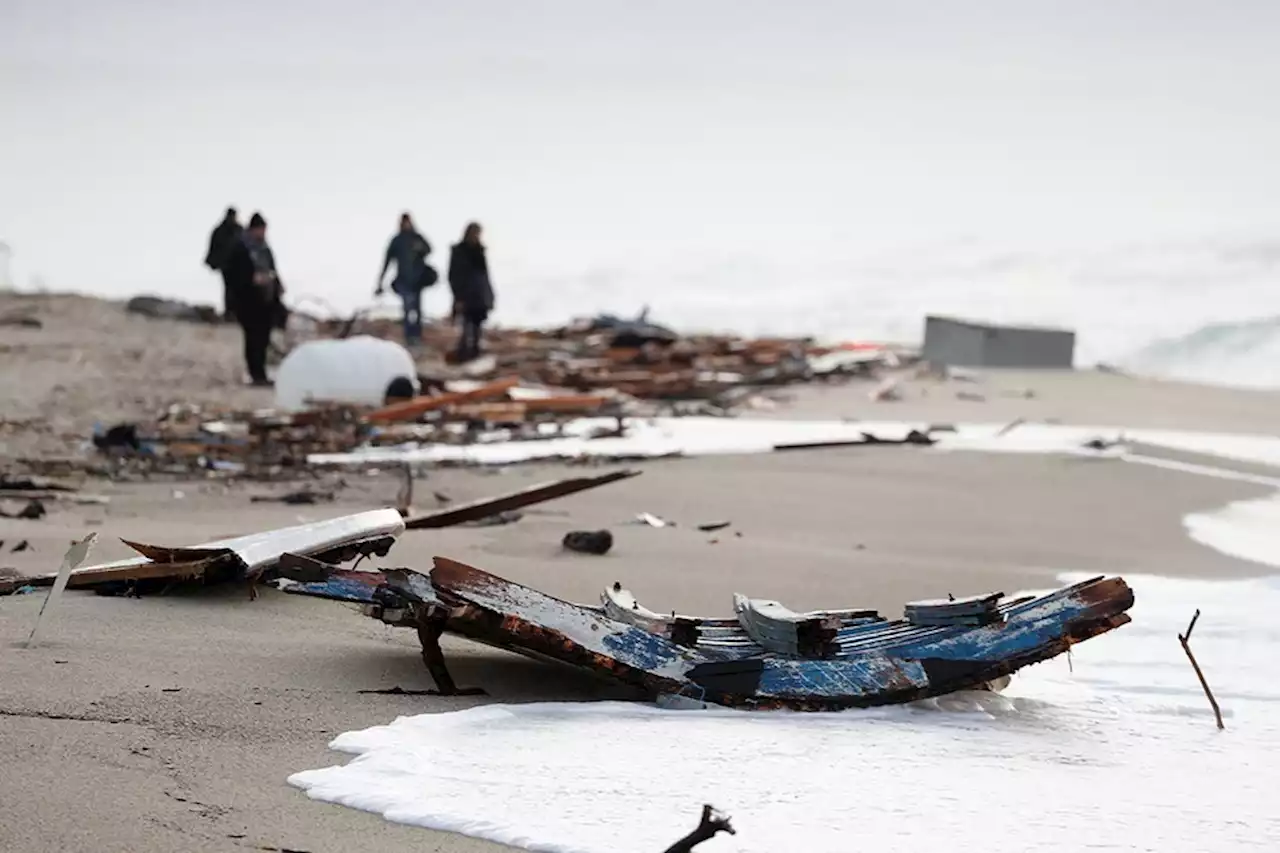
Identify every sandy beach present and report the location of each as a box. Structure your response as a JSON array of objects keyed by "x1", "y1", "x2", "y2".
[
  {"x1": 2, "y1": 293, "x2": 1278, "y2": 852},
  {"x1": 2, "y1": 366, "x2": 1278, "y2": 851}
]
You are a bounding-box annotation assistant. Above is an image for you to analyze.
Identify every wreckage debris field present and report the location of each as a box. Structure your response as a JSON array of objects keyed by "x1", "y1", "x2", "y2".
[
  {"x1": 3, "y1": 440, "x2": 1278, "y2": 853},
  {"x1": 5, "y1": 294, "x2": 1280, "y2": 852}
]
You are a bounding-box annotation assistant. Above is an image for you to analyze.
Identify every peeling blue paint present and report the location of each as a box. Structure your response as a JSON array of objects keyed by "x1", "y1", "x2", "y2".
[{"x1": 284, "y1": 572, "x2": 383, "y2": 603}]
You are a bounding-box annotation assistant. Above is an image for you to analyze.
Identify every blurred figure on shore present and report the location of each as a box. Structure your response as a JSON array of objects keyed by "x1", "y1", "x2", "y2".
[
  {"x1": 448, "y1": 222, "x2": 495, "y2": 362},
  {"x1": 375, "y1": 213, "x2": 436, "y2": 347},
  {"x1": 222, "y1": 212, "x2": 282, "y2": 386},
  {"x1": 203, "y1": 207, "x2": 242, "y2": 321}
]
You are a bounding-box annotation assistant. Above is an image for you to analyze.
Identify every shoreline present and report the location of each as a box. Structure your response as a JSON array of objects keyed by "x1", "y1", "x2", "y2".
[
  {"x1": 5, "y1": 291, "x2": 1280, "y2": 464},
  {"x1": 5, "y1": 290, "x2": 1280, "y2": 852},
  {"x1": 2, "y1": 440, "x2": 1275, "y2": 853}
]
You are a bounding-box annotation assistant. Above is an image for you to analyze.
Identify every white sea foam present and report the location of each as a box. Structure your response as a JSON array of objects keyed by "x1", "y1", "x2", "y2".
[
  {"x1": 312, "y1": 417, "x2": 1280, "y2": 469},
  {"x1": 1185, "y1": 494, "x2": 1280, "y2": 570},
  {"x1": 1122, "y1": 315, "x2": 1280, "y2": 390},
  {"x1": 288, "y1": 574, "x2": 1280, "y2": 852}
]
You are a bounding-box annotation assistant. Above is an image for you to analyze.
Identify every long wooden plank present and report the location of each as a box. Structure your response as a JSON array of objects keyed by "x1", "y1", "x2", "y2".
[
  {"x1": 364, "y1": 378, "x2": 520, "y2": 424},
  {"x1": 404, "y1": 470, "x2": 640, "y2": 530}
]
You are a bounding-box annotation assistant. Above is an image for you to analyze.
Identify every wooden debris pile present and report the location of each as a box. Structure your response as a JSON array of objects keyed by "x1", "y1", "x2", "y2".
[
  {"x1": 10, "y1": 314, "x2": 912, "y2": 479},
  {"x1": 65, "y1": 402, "x2": 374, "y2": 480},
  {"x1": 317, "y1": 313, "x2": 908, "y2": 410}
]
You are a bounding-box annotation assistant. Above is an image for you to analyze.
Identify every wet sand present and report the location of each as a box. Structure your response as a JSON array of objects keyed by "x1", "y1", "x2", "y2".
[{"x1": 1, "y1": 426, "x2": 1274, "y2": 853}]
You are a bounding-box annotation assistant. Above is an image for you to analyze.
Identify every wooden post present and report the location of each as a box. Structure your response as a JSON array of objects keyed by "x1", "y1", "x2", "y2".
[{"x1": 1178, "y1": 609, "x2": 1225, "y2": 731}]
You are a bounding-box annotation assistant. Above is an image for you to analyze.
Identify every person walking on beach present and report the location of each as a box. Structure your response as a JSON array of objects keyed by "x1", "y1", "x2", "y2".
[
  {"x1": 447, "y1": 222, "x2": 495, "y2": 363},
  {"x1": 204, "y1": 207, "x2": 242, "y2": 321},
  {"x1": 375, "y1": 213, "x2": 435, "y2": 347},
  {"x1": 222, "y1": 212, "x2": 282, "y2": 386}
]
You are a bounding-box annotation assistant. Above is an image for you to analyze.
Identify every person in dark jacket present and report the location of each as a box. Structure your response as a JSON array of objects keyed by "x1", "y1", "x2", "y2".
[
  {"x1": 204, "y1": 207, "x2": 242, "y2": 321},
  {"x1": 447, "y1": 222, "x2": 495, "y2": 362},
  {"x1": 375, "y1": 213, "x2": 434, "y2": 347},
  {"x1": 221, "y1": 212, "x2": 282, "y2": 386}
]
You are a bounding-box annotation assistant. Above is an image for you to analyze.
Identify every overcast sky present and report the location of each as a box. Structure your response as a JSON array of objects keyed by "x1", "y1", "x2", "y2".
[{"x1": 3, "y1": 0, "x2": 1279, "y2": 313}]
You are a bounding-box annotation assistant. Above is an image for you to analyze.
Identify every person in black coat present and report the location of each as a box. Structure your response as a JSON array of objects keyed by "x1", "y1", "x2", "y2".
[
  {"x1": 447, "y1": 222, "x2": 495, "y2": 362},
  {"x1": 204, "y1": 207, "x2": 242, "y2": 321},
  {"x1": 221, "y1": 212, "x2": 283, "y2": 386}
]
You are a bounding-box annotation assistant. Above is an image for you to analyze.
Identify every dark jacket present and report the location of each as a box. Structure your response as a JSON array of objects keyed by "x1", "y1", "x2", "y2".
[
  {"x1": 381, "y1": 230, "x2": 433, "y2": 294},
  {"x1": 448, "y1": 242, "x2": 494, "y2": 318},
  {"x1": 205, "y1": 219, "x2": 243, "y2": 271},
  {"x1": 223, "y1": 233, "x2": 286, "y2": 326}
]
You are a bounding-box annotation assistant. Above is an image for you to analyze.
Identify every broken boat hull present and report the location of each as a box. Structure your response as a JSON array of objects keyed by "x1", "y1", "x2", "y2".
[{"x1": 284, "y1": 557, "x2": 1135, "y2": 711}]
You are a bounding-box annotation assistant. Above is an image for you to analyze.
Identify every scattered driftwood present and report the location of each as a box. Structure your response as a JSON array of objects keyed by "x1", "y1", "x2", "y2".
[
  {"x1": 662, "y1": 804, "x2": 735, "y2": 853},
  {"x1": 1178, "y1": 609, "x2": 1225, "y2": 730}
]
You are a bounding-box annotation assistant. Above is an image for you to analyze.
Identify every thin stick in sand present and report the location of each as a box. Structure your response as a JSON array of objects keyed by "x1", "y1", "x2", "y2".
[
  {"x1": 25, "y1": 532, "x2": 98, "y2": 648},
  {"x1": 1178, "y1": 608, "x2": 1225, "y2": 730}
]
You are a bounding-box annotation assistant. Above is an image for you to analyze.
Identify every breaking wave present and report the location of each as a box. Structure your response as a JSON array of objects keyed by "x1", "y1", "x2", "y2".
[{"x1": 1121, "y1": 316, "x2": 1280, "y2": 390}]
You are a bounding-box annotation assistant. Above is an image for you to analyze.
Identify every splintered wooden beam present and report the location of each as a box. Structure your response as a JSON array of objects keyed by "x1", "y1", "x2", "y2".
[
  {"x1": 1178, "y1": 609, "x2": 1225, "y2": 730},
  {"x1": 364, "y1": 378, "x2": 521, "y2": 424},
  {"x1": 404, "y1": 470, "x2": 641, "y2": 530}
]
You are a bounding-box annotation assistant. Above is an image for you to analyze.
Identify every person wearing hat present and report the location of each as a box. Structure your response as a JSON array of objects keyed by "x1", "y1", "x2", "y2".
[{"x1": 222, "y1": 212, "x2": 282, "y2": 386}]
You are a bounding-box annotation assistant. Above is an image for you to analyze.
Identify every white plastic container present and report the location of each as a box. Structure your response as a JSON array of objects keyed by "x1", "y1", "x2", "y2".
[{"x1": 274, "y1": 335, "x2": 419, "y2": 411}]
